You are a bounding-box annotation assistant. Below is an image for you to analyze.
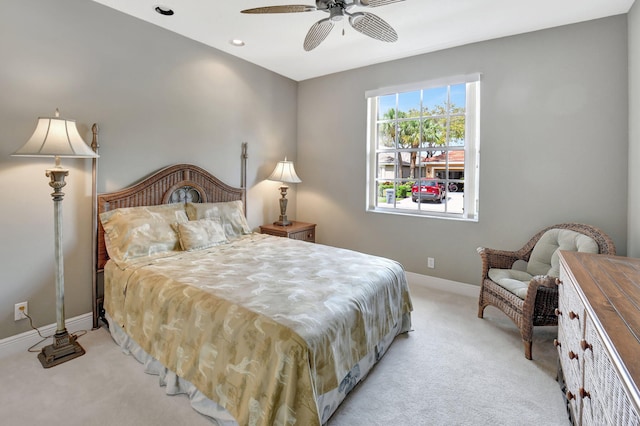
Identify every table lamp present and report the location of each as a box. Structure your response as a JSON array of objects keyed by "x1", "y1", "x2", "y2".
[{"x1": 267, "y1": 157, "x2": 301, "y2": 226}]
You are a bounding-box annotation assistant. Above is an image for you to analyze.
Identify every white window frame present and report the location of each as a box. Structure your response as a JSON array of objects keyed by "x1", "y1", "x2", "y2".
[{"x1": 365, "y1": 74, "x2": 481, "y2": 221}]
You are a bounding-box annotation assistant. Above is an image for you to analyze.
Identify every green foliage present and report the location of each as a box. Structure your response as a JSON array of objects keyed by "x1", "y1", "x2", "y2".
[
  {"x1": 379, "y1": 182, "x2": 412, "y2": 199},
  {"x1": 397, "y1": 184, "x2": 410, "y2": 198},
  {"x1": 379, "y1": 102, "x2": 465, "y2": 150},
  {"x1": 378, "y1": 99, "x2": 466, "y2": 180}
]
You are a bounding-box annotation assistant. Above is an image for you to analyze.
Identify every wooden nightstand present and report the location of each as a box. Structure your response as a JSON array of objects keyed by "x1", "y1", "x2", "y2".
[{"x1": 259, "y1": 221, "x2": 316, "y2": 243}]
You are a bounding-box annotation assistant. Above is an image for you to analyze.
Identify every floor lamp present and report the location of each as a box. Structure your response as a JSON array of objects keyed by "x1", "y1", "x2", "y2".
[
  {"x1": 13, "y1": 109, "x2": 98, "y2": 368},
  {"x1": 267, "y1": 157, "x2": 301, "y2": 226}
]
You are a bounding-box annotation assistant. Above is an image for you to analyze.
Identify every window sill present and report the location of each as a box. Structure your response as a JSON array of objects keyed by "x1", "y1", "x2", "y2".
[{"x1": 367, "y1": 206, "x2": 478, "y2": 222}]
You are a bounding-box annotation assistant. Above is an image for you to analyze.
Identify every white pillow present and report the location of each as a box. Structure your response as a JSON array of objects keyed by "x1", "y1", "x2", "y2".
[
  {"x1": 100, "y1": 204, "x2": 188, "y2": 264},
  {"x1": 527, "y1": 229, "x2": 598, "y2": 277},
  {"x1": 175, "y1": 218, "x2": 228, "y2": 251},
  {"x1": 185, "y1": 201, "x2": 251, "y2": 239}
]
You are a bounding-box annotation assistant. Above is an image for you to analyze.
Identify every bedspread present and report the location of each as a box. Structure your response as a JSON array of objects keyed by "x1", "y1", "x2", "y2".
[{"x1": 104, "y1": 233, "x2": 412, "y2": 425}]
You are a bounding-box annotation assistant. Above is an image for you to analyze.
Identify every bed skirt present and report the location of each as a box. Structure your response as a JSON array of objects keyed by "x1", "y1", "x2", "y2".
[
  {"x1": 107, "y1": 312, "x2": 237, "y2": 425},
  {"x1": 106, "y1": 311, "x2": 411, "y2": 425}
]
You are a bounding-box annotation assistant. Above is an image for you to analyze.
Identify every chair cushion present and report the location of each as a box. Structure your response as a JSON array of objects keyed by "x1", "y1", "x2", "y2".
[
  {"x1": 527, "y1": 229, "x2": 599, "y2": 277},
  {"x1": 511, "y1": 259, "x2": 529, "y2": 272},
  {"x1": 488, "y1": 268, "x2": 533, "y2": 300}
]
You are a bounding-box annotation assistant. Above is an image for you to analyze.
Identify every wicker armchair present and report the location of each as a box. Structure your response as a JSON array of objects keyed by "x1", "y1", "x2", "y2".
[{"x1": 477, "y1": 223, "x2": 616, "y2": 360}]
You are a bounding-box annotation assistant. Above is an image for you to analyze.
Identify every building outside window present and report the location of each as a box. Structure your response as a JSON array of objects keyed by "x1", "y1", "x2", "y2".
[{"x1": 366, "y1": 74, "x2": 480, "y2": 221}]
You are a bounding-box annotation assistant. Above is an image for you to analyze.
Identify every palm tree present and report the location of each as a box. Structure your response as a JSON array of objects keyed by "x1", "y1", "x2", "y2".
[{"x1": 379, "y1": 102, "x2": 465, "y2": 180}]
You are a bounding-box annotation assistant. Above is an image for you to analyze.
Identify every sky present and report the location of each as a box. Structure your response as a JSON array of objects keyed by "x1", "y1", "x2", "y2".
[{"x1": 378, "y1": 83, "x2": 466, "y2": 118}]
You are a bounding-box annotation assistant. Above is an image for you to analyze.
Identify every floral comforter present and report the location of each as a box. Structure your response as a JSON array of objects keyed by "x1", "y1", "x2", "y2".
[{"x1": 104, "y1": 233, "x2": 412, "y2": 425}]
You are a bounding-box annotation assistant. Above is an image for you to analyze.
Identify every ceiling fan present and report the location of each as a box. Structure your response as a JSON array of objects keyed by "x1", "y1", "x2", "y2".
[{"x1": 241, "y1": 0, "x2": 405, "y2": 51}]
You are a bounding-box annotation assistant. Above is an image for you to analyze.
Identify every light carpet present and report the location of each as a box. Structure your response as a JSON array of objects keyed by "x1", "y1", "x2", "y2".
[{"x1": 0, "y1": 276, "x2": 568, "y2": 425}]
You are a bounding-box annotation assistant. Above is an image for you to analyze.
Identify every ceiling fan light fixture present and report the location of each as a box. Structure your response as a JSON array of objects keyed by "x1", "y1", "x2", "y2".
[
  {"x1": 242, "y1": 0, "x2": 405, "y2": 50},
  {"x1": 329, "y1": 7, "x2": 344, "y2": 22}
]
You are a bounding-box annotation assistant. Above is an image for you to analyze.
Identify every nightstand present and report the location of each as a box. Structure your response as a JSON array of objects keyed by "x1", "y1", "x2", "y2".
[{"x1": 259, "y1": 221, "x2": 316, "y2": 243}]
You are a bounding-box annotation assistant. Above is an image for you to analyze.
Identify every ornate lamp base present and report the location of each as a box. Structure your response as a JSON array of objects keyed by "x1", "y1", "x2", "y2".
[
  {"x1": 274, "y1": 185, "x2": 293, "y2": 226},
  {"x1": 274, "y1": 221, "x2": 292, "y2": 226},
  {"x1": 38, "y1": 329, "x2": 85, "y2": 368},
  {"x1": 274, "y1": 215, "x2": 292, "y2": 226}
]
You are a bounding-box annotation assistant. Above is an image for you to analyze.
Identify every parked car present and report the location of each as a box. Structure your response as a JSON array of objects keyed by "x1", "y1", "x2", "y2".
[
  {"x1": 447, "y1": 181, "x2": 464, "y2": 192},
  {"x1": 411, "y1": 180, "x2": 444, "y2": 203}
]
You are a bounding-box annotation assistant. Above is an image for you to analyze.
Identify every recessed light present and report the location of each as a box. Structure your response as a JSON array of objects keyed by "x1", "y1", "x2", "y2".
[
  {"x1": 155, "y1": 6, "x2": 174, "y2": 16},
  {"x1": 230, "y1": 39, "x2": 245, "y2": 47}
]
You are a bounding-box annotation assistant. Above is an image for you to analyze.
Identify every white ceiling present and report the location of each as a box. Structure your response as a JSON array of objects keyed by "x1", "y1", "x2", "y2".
[{"x1": 91, "y1": 0, "x2": 634, "y2": 81}]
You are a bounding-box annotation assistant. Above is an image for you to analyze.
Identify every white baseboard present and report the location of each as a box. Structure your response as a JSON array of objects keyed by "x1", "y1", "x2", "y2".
[
  {"x1": 405, "y1": 271, "x2": 479, "y2": 298},
  {"x1": 0, "y1": 313, "x2": 93, "y2": 359}
]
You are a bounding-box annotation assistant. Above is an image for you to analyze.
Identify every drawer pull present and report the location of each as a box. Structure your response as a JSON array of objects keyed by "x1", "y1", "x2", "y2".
[
  {"x1": 569, "y1": 311, "x2": 579, "y2": 320},
  {"x1": 580, "y1": 388, "x2": 591, "y2": 399},
  {"x1": 555, "y1": 308, "x2": 562, "y2": 317},
  {"x1": 580, "y1": 339, "x2": 592, "y2": 351},
  {"x1": 553, "y1": 339, "x2": 561, "y2": 348},
  {"x1": 568, "y1": 351, "x2": 579, "y2": 360},
  {"x1": 566, "y1": 391, "x2": 576, "y2": 400}
]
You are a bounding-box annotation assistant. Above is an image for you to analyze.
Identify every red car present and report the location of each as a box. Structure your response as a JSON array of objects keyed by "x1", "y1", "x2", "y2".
[{"x1": 411, "y1": 180, "x2": 444, "y2": 203}]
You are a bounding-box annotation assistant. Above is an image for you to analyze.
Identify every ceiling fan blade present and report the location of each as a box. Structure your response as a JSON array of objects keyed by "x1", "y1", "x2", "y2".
[
  {"x1": 241, "y1": 5, "x2": 317, "y2": 14},
  {"x1": 349, "y1": 12, "x2": 398, "y2": 42},
  {"x1": 357, "y1": 0, "x2": 405, "y2": 7},
  {"x1": 304, "y1": 18, "x2": 334, "y2": 51}
]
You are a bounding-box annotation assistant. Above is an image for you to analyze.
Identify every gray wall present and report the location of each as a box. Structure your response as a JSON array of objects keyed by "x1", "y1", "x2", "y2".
[
  {"x1": 297, "y1": 16, "x2": 629, "y2": 286},
  {"x1": 0, "y1": 0, "x2": 298, "y2": 339},
  {"x1": 629, "y1": 2, "x2": 640, "y2": 257}
]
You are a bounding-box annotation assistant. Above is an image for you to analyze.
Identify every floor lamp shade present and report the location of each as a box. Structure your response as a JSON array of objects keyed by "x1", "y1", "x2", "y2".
[
  {"x1": 12, "y1": 109, "x2": 98, "y2": 368},
  {"x1": 13, "y1": 112, "x2": 97, "y2": 158},
  {"x1": 267, "y1": 158, "x2": 301, "y2": 226}
]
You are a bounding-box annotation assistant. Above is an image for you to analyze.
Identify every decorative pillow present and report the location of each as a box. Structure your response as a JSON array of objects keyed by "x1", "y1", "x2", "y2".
[
  {"x1": 100, "y1": 204, "x2": 188, "y2": 264},
  {"x1": 511, "y1": 259, "x2": 529, "y2": 272},
  {"x1": 185, "y1": 201, "x2": 251, "y2": 239},
  {"x1": 175, "y1": 218, "x2": 228, "y2": 251},
  {"x1": 527, "y1": 229, "x2": 598, "y2": 277}
]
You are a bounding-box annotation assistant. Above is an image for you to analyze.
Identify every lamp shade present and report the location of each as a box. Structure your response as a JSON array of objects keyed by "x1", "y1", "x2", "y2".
[
  {"x1": 13, "y1": 110, "x2": 98, "y2": 158},
  {"x1": 267, "y1": 158, "x2": 301, "y2": 184}
]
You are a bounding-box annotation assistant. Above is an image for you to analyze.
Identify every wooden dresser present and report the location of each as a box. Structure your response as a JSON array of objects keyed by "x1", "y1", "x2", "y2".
[
  {"x1": 557, "y1": 251, "x2": 640, "y2": 425},
  {"x1": 259, "y1": 221, "x2": 316, "y2": 243}
]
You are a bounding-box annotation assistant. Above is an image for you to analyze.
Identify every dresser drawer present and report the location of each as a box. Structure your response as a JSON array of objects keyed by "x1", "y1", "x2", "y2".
[
  {"x1": 558, "y1": 267, "x2": 585, "y2": 340},
  {"x1": 582, "y1": 314, "x2": 640, "y2": 426},
  {"x1": 288, "y1": 227, "x2": 315, "y2": 242},
  {"x1": 557, "y1": 315, "x2": 583, "y2": 422}
]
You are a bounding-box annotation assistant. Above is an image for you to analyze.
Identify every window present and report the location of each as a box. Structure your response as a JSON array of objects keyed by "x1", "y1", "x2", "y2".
[{"x1": 366, "y1": 74, "x2": 480, "y2": 221}]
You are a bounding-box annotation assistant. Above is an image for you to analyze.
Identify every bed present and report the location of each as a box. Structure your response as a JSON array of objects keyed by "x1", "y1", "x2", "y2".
[{"x1": 92, "y1": 145, "x2": 413, "y2": 425}]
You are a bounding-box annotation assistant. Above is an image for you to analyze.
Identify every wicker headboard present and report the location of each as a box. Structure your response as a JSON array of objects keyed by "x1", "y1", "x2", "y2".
[
  {"x1": 96, "y1": 163, "x2": 246, "y2": 270},
  {"x1": 92, "y1": 141, "x2": 248, "y2": 328}
]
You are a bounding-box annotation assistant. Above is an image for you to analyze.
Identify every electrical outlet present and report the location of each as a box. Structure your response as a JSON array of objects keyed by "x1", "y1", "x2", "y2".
[
  {"x1": 14, "y1": 302, "x2": 28, "y2": 321},
  {"x1": 428, "y1": 257, "x2": 435, "y2": 269}
]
